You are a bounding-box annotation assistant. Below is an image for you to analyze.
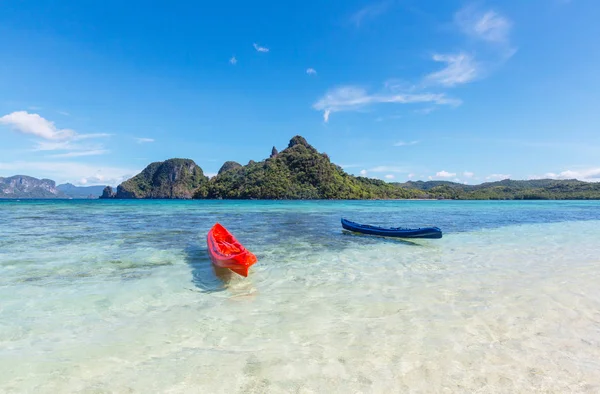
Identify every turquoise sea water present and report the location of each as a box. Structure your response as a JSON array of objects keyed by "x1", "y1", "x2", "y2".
[{"x1": 1, "y1": 200, "x2": 600, "y2": 393}]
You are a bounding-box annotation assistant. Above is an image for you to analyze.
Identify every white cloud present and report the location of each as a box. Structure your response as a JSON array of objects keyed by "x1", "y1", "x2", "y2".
[
  {"x1": 49, "y1": 150, "x2": 109, "y2": 158},
  {"x1": 486, "y1": 173, "x2": 511, "y2": 180},
  {"x1": 313, "y1": 85, "x2": 460, "y2": 122},
  {"x1": 540, "y1": 168, "x2": 600, "y2": 182},
  {"x1": 33, "y1": 141, "x2": 79, "y2": 151},
  {"x1": 384, "y1": 174, "x2": 395, "y2": 179},
  {"x1": 306, "y1": 68, "x2": 317, "y2": 75},
  {"x1": 349, "y1": 1, "x2": 391, "y2": 27},
  {"x1": 394, "y1": 140, "x2": 419, "y2": 147},
  {"x1": 454, "y1": 5, "x2": 516, "y2": 61},
  {"x1": 72, "y1": 133, "x2": 111, "y2": 140},
  {"x1": 253, "y1": 43, "x2": 269, "y2": 53},
  {"x1": 436, "y1": 170, "x2": 457, "y2": 178},
  {"x1": 58, "y1": 111, "x2": 70, "y2": 116},
  {"x1": 340, "y1": 164, "x2": 362, "y2": 169},
  {"x1": 463, "y1": 171, "x2": 475, "y2": 178},
  {"x1": 1, "y1": 111, "x2": 75, "y2": 140},
  {"x1": 0, "y1": 161, "x2": 138, "y2": 186},
  {"x1": 135, "y1": 137, "x2": 155, "y2": 143},
  {"x1": 425, "y1": 53, "x2": 478, "y2": 87},
  {"x1": 408, "y1": 173, "x2": 415, "y2": 179},
  {"x1": 369, "y1": 166, "x2": 407, "y2": 173},
  {"x1": 229, "y1": 56, "x2": 237, "y2": 65},
  {"x1": 360, "y1": 169, "x2": 368, "y2": 176},
  {"x1": 414, "y1": 107, "x2": 435, "y2": 115},
  {"x1": 1, "y1": 111, "x2": 110, "y2": 157},
  {"x1": 455, "y1": 6, "x2": 512, "y2": 44}
]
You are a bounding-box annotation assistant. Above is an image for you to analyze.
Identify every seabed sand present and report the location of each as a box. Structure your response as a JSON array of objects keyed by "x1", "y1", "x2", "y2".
[{"x1": 1, "y1": 202, "x2": 600, "y2": 393}]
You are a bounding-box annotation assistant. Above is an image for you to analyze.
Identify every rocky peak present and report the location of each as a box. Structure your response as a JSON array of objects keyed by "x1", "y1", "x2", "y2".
[
  {"x1": 100, "y1": 186, "x2": 116, "y2": 199},
  {"x1": 218, "y1": 161, "x2": 242, "y2": 175},
  {"x1": 288, "y1": 135, "x2": 310, "y2": 149}
]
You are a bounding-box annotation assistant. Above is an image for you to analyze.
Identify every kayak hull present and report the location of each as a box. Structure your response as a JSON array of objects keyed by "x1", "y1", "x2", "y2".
[
  {"x1": 341, "y1": 218, "x2": 442, "y2": 239},
  {"x1": 207, "y1": 223, "x2": 257, "y2": 277}
]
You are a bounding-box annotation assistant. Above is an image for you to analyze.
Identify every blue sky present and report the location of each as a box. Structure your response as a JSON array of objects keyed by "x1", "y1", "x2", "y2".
[{"x1": 1, "y1": 0, "x2": 599, "y2": 185}]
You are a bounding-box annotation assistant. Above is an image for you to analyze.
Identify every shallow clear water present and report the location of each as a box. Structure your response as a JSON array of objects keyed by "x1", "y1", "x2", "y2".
[{"x1": 1, "y1": 200, "x2": 600, "y2": 393}]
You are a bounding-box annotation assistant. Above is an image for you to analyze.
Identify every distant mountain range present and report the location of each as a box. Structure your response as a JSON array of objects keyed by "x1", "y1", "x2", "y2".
[
  {"x1": 0, "y1": 176, "x2": 68, "y2": 199},
  {"x1": 0, "y1": 177, "x2": 107, "y2": 199},
  {"x1": 56, "y1": 183, "x2": 108, "y2": 199},
  {"x1": 4, "y1": 136, "x2": 600, "y2": 200}
]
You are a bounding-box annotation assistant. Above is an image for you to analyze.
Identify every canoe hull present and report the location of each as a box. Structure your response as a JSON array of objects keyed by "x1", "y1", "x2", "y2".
[
  {"x1": 341, "y1": 218, "x2": 442, "y2": 239},
  {"x1": 207, "y1": 223, "x2": 257, "y2": 277}
]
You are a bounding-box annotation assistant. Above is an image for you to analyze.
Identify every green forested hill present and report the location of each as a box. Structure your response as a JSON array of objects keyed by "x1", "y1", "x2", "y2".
[
  {"x1": 108, "y1": 158, "x2": 209, "y2": 199},
  {"x1": 95, "y1": 136, "x2": 600, "y2": 200},
  {"x1": 200, "y1": 136, "x2": 426, "y2": 200},
  {"x1": 397, "y1": 179, "x2": 600, "y2": 199}
]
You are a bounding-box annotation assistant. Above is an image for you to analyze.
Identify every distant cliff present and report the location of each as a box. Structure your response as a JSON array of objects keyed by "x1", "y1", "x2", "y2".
[
  {"x1": 0, "y1": 176, "x2": 68, "y2": 199},
  {"x1": 105, "y1": 158, "x2": 209, "y2": 199},
  {"x1": 57, "y1": 183, "x2": 107, "y2": 199}
]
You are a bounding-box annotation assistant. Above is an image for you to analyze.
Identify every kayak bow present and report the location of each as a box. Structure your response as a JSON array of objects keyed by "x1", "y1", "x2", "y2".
[{"x1": 207, "y1": 223, "x2": 257, "y2": 277}]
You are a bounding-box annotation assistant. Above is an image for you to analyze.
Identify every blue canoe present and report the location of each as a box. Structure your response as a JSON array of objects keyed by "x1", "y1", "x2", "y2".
[{"x1": 341, "y1": 218, "x2": 442, "y2": 239}]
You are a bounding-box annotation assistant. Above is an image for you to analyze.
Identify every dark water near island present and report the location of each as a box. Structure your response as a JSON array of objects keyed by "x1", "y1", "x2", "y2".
[{"x1": 1, "y1": 200, "x2": 600, "y2": 392}]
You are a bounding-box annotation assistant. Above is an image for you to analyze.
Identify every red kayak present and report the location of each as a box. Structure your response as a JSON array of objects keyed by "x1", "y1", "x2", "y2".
[{"x1": 207, "y1": 223, "x2": 257, "y2": 277}]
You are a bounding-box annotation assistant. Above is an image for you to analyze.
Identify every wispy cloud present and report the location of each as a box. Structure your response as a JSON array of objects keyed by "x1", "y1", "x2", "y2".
[
  {"x1": 422, "y1": 5, "x2": 516, "y2": 93},
  {"x1": 0, "y1": 161, "x2": 138, "y2": 186},
  {"x1": 306, "y1": 68, "x2": 317, "y2": 75},
  {"x1": 229, "y1": 56, "x2": 237, "y2": 65},
  {"x1": 384, "y1": 174, "x2": 395, "y2": 179},
  {"x1": 414, "y1": 107, "x2": 435, "y2": 115},
  {"x1": 455, "y1": 6, "x2": 512, "y2": 44},
  {"x1": 57, "y1": 111, "x2": 70, "y2": 116},
  {"x1": 394, "y1": 140, "x2": 419, "y2": 147},
  {"x1": 349, "y1": 1, "x2": 392, "y2": 27},
  {"x1": 425, "y1": 53, "x2": 479, "y2": 87},
  {"x1": 72, "y1": 133, "x2": 111, "y2": 140},
  {"x1": 135, "y1": 137, "x2": 155, "y2": 143},
  {"x1": 538, "y1": 168, "x2": 600, "y2": 182},
  {"x1": 49, "y1": 150, "x2": 109, "y2": 158},
  {"x1": 340, "y1": 164, "x2": 363, "y2": 169},
  {"x1": 253, "y1": 43, "x2": 269, "y2": 53},
  {"x1": 436, "y1": 170, "x2": 457, "y2": 178},
  {"x1": 313, "y1": 85, "x2": 460, "y2": 122},
  {"x1": 33, "y1": 140, "x2": 106, "y2": 153},
  {"x1": 369, "y1": 165, "x2": 408, "y2": 173},
  {"x1": 360, "y1": 169, "x2": 368, "y2": 176},
  {"x1": 486, "y1": 173, "x2": 511, "y2": 180},
  {"x1": 463, "y1": 171, "x2": 475, "y2": 178},
  {"x1": 314, "y1": 4, "x2": 514, "y2": 122},
  {"x1": 454, "y1": 5, "x2": 515, "y2": 59}
]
